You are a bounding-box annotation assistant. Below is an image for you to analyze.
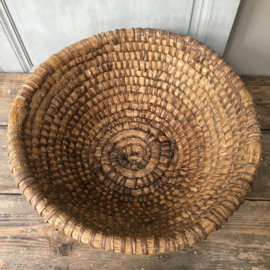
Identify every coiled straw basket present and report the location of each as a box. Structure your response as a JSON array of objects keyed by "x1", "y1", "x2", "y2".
[{"x1": 8, "y1": 28, "x2": 262, "y2": 254}]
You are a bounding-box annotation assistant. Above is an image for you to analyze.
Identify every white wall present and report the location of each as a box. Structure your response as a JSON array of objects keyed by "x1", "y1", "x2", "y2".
[
  {"x1": 0, "y1": 0, "x2": 240, "y2": 72},
  {"x1": 223, "y1": 0, "x2": 270, "y2": 75}
]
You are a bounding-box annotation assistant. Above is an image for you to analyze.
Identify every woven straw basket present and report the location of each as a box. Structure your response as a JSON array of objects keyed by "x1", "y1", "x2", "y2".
[{"x1": 8, "y1": 28, "x2": 261, "y2": 254}]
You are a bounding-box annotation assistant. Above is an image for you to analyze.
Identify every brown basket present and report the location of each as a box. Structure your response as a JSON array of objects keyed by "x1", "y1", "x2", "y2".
[{"x1": 8, "y1": 28, "x2": 262, "y2": 254}]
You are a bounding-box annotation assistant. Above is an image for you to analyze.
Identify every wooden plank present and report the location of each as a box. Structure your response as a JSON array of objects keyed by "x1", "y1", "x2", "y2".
[
  {"x1": 1, "y1": 125, "x2": 269, "y2": 199},
  {"x1": 0, "y1": 126, "x2": 18, "y2": 194},
  {"x1": 0, "y1": 195, "x2": 269, "y2": 269},
  {"x1": 0, "y1": 74, "x2": 269, "y2": 269},
  {"x1": 241, "y1": 75, "x2": 270, "y2": 86},
  {"x1": 0, "y1": 73, "x2": 28, "y2": 90},
  {"x1": 0, "y1": 73, "x2": 28, "y2": 125},
  {"x1": 0, "y1": 73, "x2": 270, "y2": 127},
  {"x1": 248, "y1": 130, "x2": 270, "y2": 200},
  {"x1": 242, "y1": 75, "x2": 270, "y2": 129}
]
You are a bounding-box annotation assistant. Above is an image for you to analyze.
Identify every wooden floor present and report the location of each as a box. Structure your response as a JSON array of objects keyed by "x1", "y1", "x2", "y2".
[{"x1": 0, "y1": 73, "x2": 269, "y2": 270}]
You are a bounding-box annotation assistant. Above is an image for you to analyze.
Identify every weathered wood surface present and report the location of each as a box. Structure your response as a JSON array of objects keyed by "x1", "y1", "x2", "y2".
[
  {"x1": 0, "y1": 195, "x2": 269, "y2": 270},
  {"x1": 0, "y1": 73, "x2": 27, "y2": 125},
  {"x1": 0, "y1": 73, "x2": 269, "y2": 269},
  {"x1": 248, "y1": 130, "x2": 270, "y2": 200},
  {"x1": 241, "y1": 75, "x2": 270, "y2": 129},
  {"x1": 0, "y1": 126, "x2": 17, "y2": 194},
  {"x1": 1, "y1": 73, "x2": 270, "y2": 128}
]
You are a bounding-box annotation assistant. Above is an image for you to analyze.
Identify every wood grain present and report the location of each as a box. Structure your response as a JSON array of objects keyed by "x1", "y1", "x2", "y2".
[
  {"x1": 241, "y1": 75, "x2": 270, "y2": 86},
  {"x1": 242, "y1": 75, "x2": 270, "y2": 129},
  {"x1": 0, "y1": 195, "x2": 269, "y2": 270},
  {"x1": 0, "y1": 126, "x2": 17, "y2": 194},
  {"x1": 0, "y1": 73, "x2": 270, "y2": 127},
  {"x1": 0, "y1": 73, "x2": 269, "y2": 268},
  {"x1": 0, "y1": 73, "x2": 28, "y2": 125},
  {"x1": 248, "y1": 130, "x2": 270, "y2": 200}
]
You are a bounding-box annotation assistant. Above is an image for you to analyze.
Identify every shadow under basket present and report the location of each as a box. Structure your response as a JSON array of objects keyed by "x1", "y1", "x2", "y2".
[{"x1": 7, "y1": 28, "x2": 262, "y2": 255}]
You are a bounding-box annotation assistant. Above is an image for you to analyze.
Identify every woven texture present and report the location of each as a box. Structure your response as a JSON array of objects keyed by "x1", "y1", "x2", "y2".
[{"x1": 8, "y1": 28, "x2": 262, "y2": 254}]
